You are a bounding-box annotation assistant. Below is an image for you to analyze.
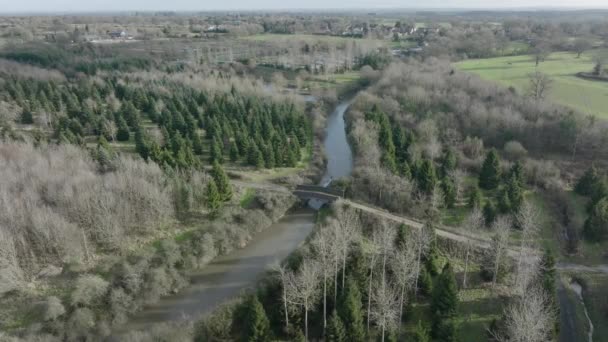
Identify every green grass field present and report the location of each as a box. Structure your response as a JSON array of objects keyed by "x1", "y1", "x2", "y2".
[{"x1": 455, "y1": 50, "x2": 608, "y2": 118}]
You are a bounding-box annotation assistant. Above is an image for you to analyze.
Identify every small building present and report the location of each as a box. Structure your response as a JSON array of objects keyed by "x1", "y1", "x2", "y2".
[{"x1": 108, "y1": 30, "x2": 127, "y2": 39}]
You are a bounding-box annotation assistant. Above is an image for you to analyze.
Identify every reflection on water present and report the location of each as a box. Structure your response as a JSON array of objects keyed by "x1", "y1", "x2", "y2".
[
  {"x1": 117, "y1": 209, "x2": 315, "y2": 333},
  {"x1": 320, "y1": 100, "x2": 354, "y2": 186}
]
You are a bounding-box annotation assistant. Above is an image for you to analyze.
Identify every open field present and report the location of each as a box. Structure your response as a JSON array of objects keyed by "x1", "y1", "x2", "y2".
[
  {"x1": 455, "y1": 50, "x2": 608, "y2": 118},
  {"x1": 240, "y1": 33, "x2": 369, "y2": 44}
]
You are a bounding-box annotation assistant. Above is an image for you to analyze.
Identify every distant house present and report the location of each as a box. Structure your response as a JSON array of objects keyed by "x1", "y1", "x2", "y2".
[{"x1": 108, "y1": 30, "x2": 127, "y2": 39}]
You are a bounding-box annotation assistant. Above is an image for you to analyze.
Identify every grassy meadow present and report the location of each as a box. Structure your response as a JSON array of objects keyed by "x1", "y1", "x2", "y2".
[{"x1": 456, "y1": 50, "x2": 608, "y2": 118}]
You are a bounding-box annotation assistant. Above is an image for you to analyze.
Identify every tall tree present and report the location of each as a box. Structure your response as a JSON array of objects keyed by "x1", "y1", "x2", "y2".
[
  {"x1": 243, "y1": 295, "x2": 271, "y2": 342},
  {"x1": 326, "y1": 310, "x2": 347, "y2": 342},
  {"x1": 370, "y1": 279, "x2": 399, "y2": 342},
  {"x1": 462, "y1": 207, "x2": 484, "y2": 288},
  {"x1": 417, "y1": 159, "x2": 437, "y2": 194},
  {"x1": 583, "y1": 197, "x2": 608, "y2": 241},
  {"x1": 490, "y1": 216, "x2": 511, "y2": 288},
  {"x1": 286, "y1": 259, "x2": 320, "y2": 341},
  {"x1": 479, "y1": 150, "x2": 501, "y2": 190},
  {"x1": 211, "y1": 161, "x2": 232, "y2": 202},
  {"x1": 206, "y1": 179, "x2": 221, "y2": 211},
  {"x1": 431, "y1": 263, "x2": 459, "y2": 318},
  {"x1": 339, "y1": 277, "x2": 366, "y2": 342}
]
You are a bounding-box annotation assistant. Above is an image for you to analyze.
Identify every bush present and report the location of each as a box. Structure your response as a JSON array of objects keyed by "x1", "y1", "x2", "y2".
[
  {"x1": 71, "y1": 274, "x2": 109, "y2": 307},
  {"x1": 43, "y1": 296, "x2": 65, "y2": 321},
  {"x1": 503, "y1": 141, "x2": 527, "y2": 161},
  {"x1": 66, "y1": 308, "x2": 95, "y2": 341}
]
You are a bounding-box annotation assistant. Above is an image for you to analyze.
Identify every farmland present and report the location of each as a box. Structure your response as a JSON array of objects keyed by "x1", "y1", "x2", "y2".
[{"x1": 456, "y1": 50, "x2": 608, "y2": 118}]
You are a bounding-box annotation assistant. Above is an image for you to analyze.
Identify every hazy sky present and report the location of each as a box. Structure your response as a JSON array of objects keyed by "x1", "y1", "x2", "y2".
[{"x1": 2, "y1": 0, "x2": 608, "y2": 13}]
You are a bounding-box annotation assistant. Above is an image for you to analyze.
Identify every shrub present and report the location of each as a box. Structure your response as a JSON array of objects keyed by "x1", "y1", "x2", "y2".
[
  {"x1": 503, "y1": 140, "x2": 527, "y2": 161},
  {"x1": 66, "y1": 308, "x2": 95, "y2": 341},
  {"x1": 71, "y1": 274, "x2": 109, "y2": 307},
  {"x1": 43, "y1": 296, "x2": 65, "y2": 321}
]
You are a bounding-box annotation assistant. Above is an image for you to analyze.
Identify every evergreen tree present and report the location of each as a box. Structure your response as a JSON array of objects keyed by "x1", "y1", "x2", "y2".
[
  {"x1": 339, "y1": 278, "x2": 366, "y2": 342},
  {"x1": 20, "y1": 109, "x2": 34, "y2": 124},
  {"x1": 509, "y1": 161, "x2": 525, "y2": 187},
  {"x1": 209, "y1": 138, "x2": 224, "y2": 164},
  {"x1": 116, "y1": 116, "x2": 130, "y2": 141},
  {"x1": 212, "y1": 162, "x2": 232, "y2": 202},
  {"x1": 483, "y1": 201, "x2": 497, "y2": 226},
  {"x1": 395, "y1": 224, "x2": 408, "y2": 248},
  {"x1": 442, "y1": 178, "x2": 457, "y2": 209},
  {"x1": 425, "y1": 242, "x2": 441, "y2": 276},
  {"x1": 479, "y1": 150, "x2": 501, "y2": 190},
  {"x1": 206, "y1": 179, "x2": 221, "y2": 211},
  {"x1": 229, "y1": 141, "x2": 240, "y2": 162},
  {"x1": 583, "y1": 197, "x2": 608, "y2": 241},
  {"x1": 247, "y1": 142, "x2": 264, "y2": 169},
  {"x1": 506, "y1": 174, "x2": 524, "y2": 212},
  {"x1": 417, "y1": 159, "x2": 437, "y2": 194},
  {"x1": 263, "y1": 145, "x2": 275, "y2": 169},
  {"x1": 440, "y1": 148, "x2": 457, "y2": 178},
  {"x1": 575, "y1": 166, "x2": 601, "y2": 196},
  {"x1": 433, "y1": 319, "x2": 458, "y2": 342},
  {"x1": 497, "y1": 189, "x2": 511, "y2": 214},
  {"x1": 431, "y1": 263, "x2": 459, "y2": 318},
  {"x1": 192, "y1": 133, "x2": 204, "y2": 155},
  {"x1": 418, "y1": 267, "x2": 433, "y2": 297},
  {"x1": 243, "y1": 295, "x2": 271, "y2": 342},
  {"x1": 467, "y1": 184, "x2": 483, "y2": 209},
  {"x1": 326, "y1": 310, "x2": 347, "y2": 342},
  {"x1": 412, "y1": 321, "x2": 431, "y2": 342},
  {"x1": 400, "y1": 162, "x2": 412, "y2": 179}
]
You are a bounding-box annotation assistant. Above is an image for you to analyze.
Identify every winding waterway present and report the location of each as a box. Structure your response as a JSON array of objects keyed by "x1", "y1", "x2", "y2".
[{"x1": 116, "y1": 98, "x2": 354, "y2": 334}]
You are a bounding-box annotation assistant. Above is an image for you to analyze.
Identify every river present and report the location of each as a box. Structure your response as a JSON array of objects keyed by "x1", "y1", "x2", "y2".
[{"x1": 115, "y1": 98, "x2": 354, "y2": 334}]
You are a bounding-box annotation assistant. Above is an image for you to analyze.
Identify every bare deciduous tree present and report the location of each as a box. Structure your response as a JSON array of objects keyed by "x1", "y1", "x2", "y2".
[
  {"x1": 462, "y1": 207, "x2": 484, "y2": 288},
  {"x1": 310, "y1": 225, "x2": 339, "y2": 332},
  {"x1": 285, "y1": 259, "x2": 321, "y2": 341},
  {"x1": 333, "y1": 201, "x2": 361, "y2": 290},
  {"x1": 271, "y1": 261, "x2": 290, "y2": 331},
  {"x1": 412, "y1": 224, "x2": 433, "y2": 296},
  {"x1": 498, "y1": 286, "x2": 556, "y2": 342},
  {"x1": 391, "y1": 239, "x2": 417, "y2": 326},
  {"x1": 490, "y1": 216, "x2": 512, "y2": 288},
  {"x1": 514, "y1": 200, "x2": 541, "y2": 295},
  {"x1": 528, "y1": 71, "x2": 552, "y2": 101},
  {"x1": 370, "y1": 279, "x2": 400, "y2": 342}
]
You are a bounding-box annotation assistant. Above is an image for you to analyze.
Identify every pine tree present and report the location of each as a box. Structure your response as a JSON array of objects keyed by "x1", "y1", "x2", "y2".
[
  {"x1": 192, "y1": 133, "x2": 204, "y2": 155},
  {"x1": 417, "y1": 159, "x2": 437, "y2": 194},
  {"x1": 263, "y1": 145, "x2": 275, "y2": 169},
  {"x1": 400, "y1": 162, "x2": 412, "y2": 179},
  {"x1": 440, "y1": 148, "x2": 457, "y2": 178},
  {"x1": 243, "y1": 295, "x2": 271, "y2": 342},
  {"x1": 431, "y1": 263, "x2": 458, "y2": 318},
  {"x1": 209, "y1": 138, "x2": 224, "y2": 164},
  {"x1": 412, "y1": 321, "x2": 431, "y2": 342},
  {"x1": 483, "y1": 201, "x2": 497, "y2": 226},
  {"x1": 497, "y1": 189, "x2": 511, "y2": 214},
  {"x1": 206, "y1": 179, "x2": 221, "y2": 211},
  {"x1": 509, "y1": 161, "x2": 525, "y2": 187},
  {"x1": 418, "y1": 267, "x2": 433, "y2": 297},
  {"x1": 425, "y1": 242, "x2": 441, "y2": 276},
  {"x1": 212, "y1": 162, "x2": 232, "y2": 202},
  {"x1": 20, "y1": 109, "x2": 34, "y2": 124},
  {"x1": 433, "y1": 319, "x2": 458, "y2": 342},
  {"x1": 575, "y1": 166, "x2": 600, "y2": 196},
  {"x1": 584, "y1": 197, "x2": 608, "y2": 241},
  {"x1": 479, "y1": 150, "x2": 501, "y2": 190},
  {"x1": 339, "y1": 278, "x2": 366, "y2": 342},
  {"x1": 326, "y1": 310, "x2": 347, "y2": 342},
  {"x1": 116, "y1": 116, "x2": 130, "y2": 141},
  {"x1": 467, "y1": 184, "x2": 483, "y2": 209},
  {"x1": 442, "y1": 178, "x2": 457, "y2": 209},
  {"x1": 506, "y1": 174, "x2": 524, "y2": 212},
  {"x1": 229, "y1": 141, "x2": 240, "y2": 162}
]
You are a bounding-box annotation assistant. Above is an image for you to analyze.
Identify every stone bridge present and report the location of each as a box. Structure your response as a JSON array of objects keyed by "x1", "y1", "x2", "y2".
[{"x1": 293, "y1": 185, "x2": 344, "y2": 203}]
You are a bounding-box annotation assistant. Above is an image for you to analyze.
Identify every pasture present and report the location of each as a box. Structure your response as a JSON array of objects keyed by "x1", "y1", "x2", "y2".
[{"x1": 456, "y1": 50, "x2": 608, "y2": 118}]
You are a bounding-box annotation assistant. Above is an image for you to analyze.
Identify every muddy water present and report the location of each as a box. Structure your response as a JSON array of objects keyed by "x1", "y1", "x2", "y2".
[
  {"x1": 319, "y1": 100, "x2": 354, "y2": 186},
  {"x1": 570, "y1": 280, "x2": 594, "y2": 342},
  {"x1": 116, "y1": 210, "x2": 315, "y2": 333},
  {"x1": 117, "y1": 98, "x2": 355, "y2": 334}
]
